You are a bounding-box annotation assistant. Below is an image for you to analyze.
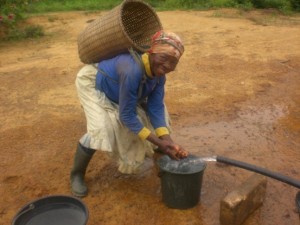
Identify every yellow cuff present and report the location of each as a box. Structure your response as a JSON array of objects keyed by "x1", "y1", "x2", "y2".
[
  {"x1": 138, "y1": 127, "x2": 151, "y2": 140},
  {"x1": 155, "y1": 127, "x2": 170, "y2": 137}
]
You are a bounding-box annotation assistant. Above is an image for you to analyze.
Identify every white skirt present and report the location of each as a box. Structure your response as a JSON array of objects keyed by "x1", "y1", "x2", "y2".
[{"x1": 75, "y1": 65, "x2": 171, "y2": 174}]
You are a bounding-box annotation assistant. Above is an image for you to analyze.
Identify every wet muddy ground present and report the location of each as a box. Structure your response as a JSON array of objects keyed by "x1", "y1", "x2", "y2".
[{"x1": 1, "y1": 9, "x2": 300, "y2": 225}]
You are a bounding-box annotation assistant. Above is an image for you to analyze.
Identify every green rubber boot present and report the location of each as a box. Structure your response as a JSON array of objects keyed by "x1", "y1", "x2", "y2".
[{"x1": 70, "y1": 143, "x2": 96, "y2": 197}]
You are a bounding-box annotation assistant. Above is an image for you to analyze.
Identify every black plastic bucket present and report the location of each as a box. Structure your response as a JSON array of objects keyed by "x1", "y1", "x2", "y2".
[
  {"x1": 11, "y1": 195, "x2": 89, "y2": 225},
  {"x1": 157, "y1": 155, "x2": 206, "y2": 209}
]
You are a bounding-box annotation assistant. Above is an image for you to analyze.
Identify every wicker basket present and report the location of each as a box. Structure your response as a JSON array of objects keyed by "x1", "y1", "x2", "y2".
[{"x1": 77, "y1": 0, "x2": 163, "y2": 64}]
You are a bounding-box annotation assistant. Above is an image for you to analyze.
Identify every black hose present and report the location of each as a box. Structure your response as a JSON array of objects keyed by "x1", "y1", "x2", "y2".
[
  {"x1": 216, "y1": 155, "x2": 300, "y2": 189},
  {"x1": 296, "y1": 192, "x2": 300, "y2": 211}
]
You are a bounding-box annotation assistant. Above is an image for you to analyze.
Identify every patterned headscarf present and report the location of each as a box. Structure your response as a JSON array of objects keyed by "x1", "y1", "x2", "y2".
[{"x1": 148, "y1": 30, "x2": 184, "y2": 60}]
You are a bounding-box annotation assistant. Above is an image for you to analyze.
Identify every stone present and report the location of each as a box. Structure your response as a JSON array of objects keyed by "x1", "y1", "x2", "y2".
[{"x1": 220, "y1": 174, "x2": 267, "y2": 225}]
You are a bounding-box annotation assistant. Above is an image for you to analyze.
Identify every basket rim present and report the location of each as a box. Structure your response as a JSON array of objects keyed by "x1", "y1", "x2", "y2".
[{"x1": 118, "y1": 0, "x2": 162, "y2": 52}]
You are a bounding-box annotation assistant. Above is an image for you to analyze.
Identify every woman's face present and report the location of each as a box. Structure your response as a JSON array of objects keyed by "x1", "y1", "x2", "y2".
[{"x1": 150, "y1": 53, "x2": 179, "y2": 77}]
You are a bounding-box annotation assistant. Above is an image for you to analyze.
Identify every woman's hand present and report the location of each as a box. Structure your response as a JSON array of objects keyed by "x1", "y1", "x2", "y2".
[
  {"x1": 147, "y1": 133, "x2": 189, "y2": 160},
  {"x1": 158, "y1": 140, "x2": 189, "y2": 160},
  {"x1": 158, "y1": 135, "x2": 189, "y2": 160},
  {"x1": 173, "y1": 144, "x2": 189, "y2": 159}
]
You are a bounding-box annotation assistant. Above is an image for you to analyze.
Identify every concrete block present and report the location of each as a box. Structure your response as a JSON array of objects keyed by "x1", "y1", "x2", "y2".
[{"x1": 220, "y1": 174, "x2": 267, "y2": 225}]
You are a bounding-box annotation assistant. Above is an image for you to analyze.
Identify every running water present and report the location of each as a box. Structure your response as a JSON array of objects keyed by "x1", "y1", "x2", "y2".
[
  {"x1": 196, "y1": 156, "x2": 217, "y2": 162},
  {"x1": 157, "y1": 155, "x2": 212, "y2": 174}
]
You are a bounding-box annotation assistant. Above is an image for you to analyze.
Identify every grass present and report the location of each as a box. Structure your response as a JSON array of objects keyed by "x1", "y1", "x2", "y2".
[
  {"x1": 18, "y1": 0, "x2": 300, "y2": 13},
  {"x1": 1, "y1": 0, "x2": 299, "y2": 41},
  {"x1": 5, "y1": 24, "x2": 44, "y2": 41},
  {"x1": 25, "y1": 0, "x2": 122, "y2": 13}
]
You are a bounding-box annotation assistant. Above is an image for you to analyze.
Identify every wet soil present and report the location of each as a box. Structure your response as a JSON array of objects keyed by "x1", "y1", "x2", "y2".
[{"x1": 1, "y1": 9, "x2": 300, "y2": 225}]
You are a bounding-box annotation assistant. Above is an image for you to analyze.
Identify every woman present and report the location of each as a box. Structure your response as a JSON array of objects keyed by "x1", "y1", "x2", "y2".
[{"x1": 71, "y1": 30, "x2": 189, "y2": 197}]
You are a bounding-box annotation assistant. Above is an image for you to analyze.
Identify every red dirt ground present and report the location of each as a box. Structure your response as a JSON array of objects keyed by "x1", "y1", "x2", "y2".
[{"x1": 1, "y1": 9, "x2": 300, "y2": 225}]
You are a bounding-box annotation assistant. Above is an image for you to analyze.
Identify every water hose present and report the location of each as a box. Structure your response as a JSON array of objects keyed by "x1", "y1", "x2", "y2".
[{"x1": 216, "y1": 155, "x2": 300, "y2": 189}]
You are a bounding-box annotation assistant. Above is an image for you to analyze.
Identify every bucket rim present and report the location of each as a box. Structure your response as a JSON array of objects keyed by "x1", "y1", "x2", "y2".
[
  {"x1": 11, "y1": 194, "x2": 89, "y2": 225},
  {"x1": 157, "y1": 155, "x2": 207, "y2": 175}
]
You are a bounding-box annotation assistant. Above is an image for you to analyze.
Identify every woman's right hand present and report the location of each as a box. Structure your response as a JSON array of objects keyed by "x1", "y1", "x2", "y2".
[
  {"x1": 158, "y1": 140, "x2": 189, "y2": 160},
  {"x1": 146, "y1": 133, "x2": 189, "y2": 160}
]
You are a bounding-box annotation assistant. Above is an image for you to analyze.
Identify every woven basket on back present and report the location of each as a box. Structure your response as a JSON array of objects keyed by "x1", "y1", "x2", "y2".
[{"x1": 77, "y1": 0, "x2": 163, "y2": 64}]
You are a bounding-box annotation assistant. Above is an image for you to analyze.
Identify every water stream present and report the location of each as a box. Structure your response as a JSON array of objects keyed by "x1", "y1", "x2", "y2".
[{"x1": 158, "y1": 155, "x2": 217, "y2": 174}]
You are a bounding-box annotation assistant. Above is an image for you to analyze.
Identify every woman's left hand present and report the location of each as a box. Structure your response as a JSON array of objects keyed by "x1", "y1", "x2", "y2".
[{"x1": 172, "y1": 144, "x2": 189, "y2": 159}]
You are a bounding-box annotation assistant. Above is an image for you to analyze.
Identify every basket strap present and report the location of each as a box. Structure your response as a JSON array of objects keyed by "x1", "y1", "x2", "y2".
[
  {"x1": 128, "y1": 48, "x2": 147, "y2": 100},
  {"x1": 92, "y1": 64, "x2": 119, "y2": 84}
]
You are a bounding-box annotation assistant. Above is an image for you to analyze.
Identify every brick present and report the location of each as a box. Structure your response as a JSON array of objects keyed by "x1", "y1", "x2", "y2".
[{"x1": 220, "y1": 174, "x2": 267, "y2": 225}]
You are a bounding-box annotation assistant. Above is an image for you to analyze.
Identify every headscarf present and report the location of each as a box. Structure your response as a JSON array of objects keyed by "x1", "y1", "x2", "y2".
[{"x1": 148, "y1": 30, "x2": 184, "y2": 60}]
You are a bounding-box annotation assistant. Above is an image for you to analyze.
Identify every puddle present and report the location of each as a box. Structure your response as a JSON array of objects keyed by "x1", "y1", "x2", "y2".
[
  {"x1": 84, "y1": 102, "x2": 300, "y2": 225},
  {"x1": 237, "y1": 104, "x2": 287, "y2": 124},
  {"x1": 171, "y1": 103, "x2": 299, "y2": 225}
]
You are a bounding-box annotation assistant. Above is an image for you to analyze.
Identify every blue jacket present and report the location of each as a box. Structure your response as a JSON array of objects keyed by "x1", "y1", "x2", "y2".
[{"x1": 95, "y1": 53, "x2": 168, "y2": 138}]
